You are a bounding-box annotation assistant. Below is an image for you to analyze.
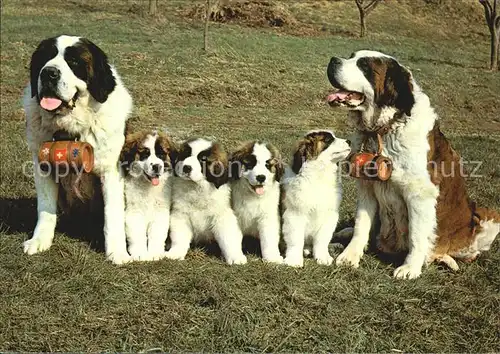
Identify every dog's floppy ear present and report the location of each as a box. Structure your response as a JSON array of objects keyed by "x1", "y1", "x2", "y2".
[
  {"x1": 79, "y1": 38, "x2": 116, "y2": 103},
  {"x1": 120, "y1": 134, "x2": 140, "y2": 174},
  {"x1": 206, "y1": 143, "x2": 229, "y2": 188},
  {"x1": 291, "y1": 138, "x2": 309, "y2": 175},
  {"x1": 30, "y1": 37, "x2": 58, "y2": 98},
  {"x1": 383, "y1": 59, "x2": 415, "y2": 116}
]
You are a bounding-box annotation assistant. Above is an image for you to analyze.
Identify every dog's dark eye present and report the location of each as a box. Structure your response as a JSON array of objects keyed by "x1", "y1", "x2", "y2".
[
  {"x1": 138, "y1": 148, "x2": 150, "y2": 160},
  {"x1": 200, "y1": 155, "x2": 208, "y2": 162},
  {"x1": 156, "y1": 151, "x2": 166, "y2": 160},
  {"x1": 243, "y1": 155, "x2": 257, "y2": 169},
  {"x1": 265, "y1": 160, "x2": 273, "y2": 170},
  {"x1": 155, "y1": 145, "x2": 167, "y2": 161},
  {"x1": 67, "y1": 58, "x2": 80, "y2": 67}
]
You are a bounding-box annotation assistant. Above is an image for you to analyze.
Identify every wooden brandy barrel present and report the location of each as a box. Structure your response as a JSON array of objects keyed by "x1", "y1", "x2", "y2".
[
  {"x1": 348, "y1": 152, "x2": 392, "y2": 181},
  {"x1": 38, "y1": 141, "x2": 94, "y2": 173}
]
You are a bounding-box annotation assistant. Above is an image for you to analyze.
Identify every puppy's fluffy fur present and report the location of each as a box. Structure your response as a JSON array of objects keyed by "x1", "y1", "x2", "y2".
[
  {"x1": 230, "y1": 141, "x2": 284, "y2": 263},
  {"x1": 166, "y1": 138, "x2": 247, "y2": 265},
  {"x1": 281, "y1": 130, "x2": 350, "y2": 267},
  {"x1": 120, "y1": 130, "x2": 176, "y2": 261}
]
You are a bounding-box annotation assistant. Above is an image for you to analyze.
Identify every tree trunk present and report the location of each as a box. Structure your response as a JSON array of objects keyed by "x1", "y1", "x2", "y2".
[
  {"x1": 149, "y1": 0, "x2": 157, "y2": 16},
  {"x1": 204, "y1": 0, "x2": 210, "y2": 52},
  {"x1": 491, "y1": 30, "x2": 499, "y2": 71},
  {"x1": 360, "y1": 12, "x2": 366, "y2": 37}
]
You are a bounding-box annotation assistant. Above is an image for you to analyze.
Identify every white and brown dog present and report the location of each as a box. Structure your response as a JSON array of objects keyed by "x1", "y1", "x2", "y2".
[
  {"x1": 230, "y1": 141, "x2": 284, "y2": 263},
  {"x1": 281, "y1": 130, "x2": 350, "y2": 267},
  {"x1": 23, "y1": 35, "x2": 133, "y2": 264},
  {"x1": 327, "y1": 50, "x2": 500, "y2": 278},
  {"x1": 166, "y1": 138, "x2": 247, "y2": 265},
  {"x1": 120, "y1": 131, "x2": 176, "y2": 261}
]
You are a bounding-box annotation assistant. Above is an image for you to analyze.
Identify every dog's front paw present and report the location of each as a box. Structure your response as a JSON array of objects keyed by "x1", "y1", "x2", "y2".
[
  {"x1": 284, "y1": 255, "x2": 304, "y2": 268},
  {"x1": 129, "y1": 246, "x2": 149, "y2": 262},
  {"x1": 23, "y1": 236, "x2": 53, "y2": 255},
  {"x1": 107, "y1": 252, "x2": 132, "y2": 265},
  {"x1": 315, "y1": 254, "x2": 334, "y2": 266},
  {"x1": 393, "y1": 264, "x2": 422, "y2": 279},
  {"x1": 225, "y1": 253, "x2": 247, "y2": 265},
  {"x1": 263, "y1": 254, "x2": 284, "y2": 264},
  {"x1": 336, "y1": 247, "x2": 363, "y2": 268}
]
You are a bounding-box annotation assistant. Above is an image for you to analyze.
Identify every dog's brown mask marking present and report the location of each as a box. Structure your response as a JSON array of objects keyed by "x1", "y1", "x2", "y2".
[
  {"x1": 357, "y1": 57, "x2": 415, "y2": 116},
  {"x1": 292, "y1": 131, "x2": 334, "y2": 174},
  {"x1": 230, "y1": 141, "x2": 284, "y2": 182},
  {"x1": 266, "y1": 143, "x2": 284, "y2": 182},
  {"x1": 120, "y1": 131, "x2": 176, "y2": 175},
  {"x1": 155, "y1": 134, "x2": 176, "y2": 171},
  {"x1": 201, "y1": 142, "x2": 229, "y2": 188},
  {"x1": 230, "y1": 141, "x2": 255, "y2": 180}
]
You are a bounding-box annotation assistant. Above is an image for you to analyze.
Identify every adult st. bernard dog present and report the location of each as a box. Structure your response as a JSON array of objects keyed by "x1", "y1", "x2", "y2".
[
  {"x1": 327, "y1": 50, "x2": 500, "y2": 279},
  {"x1": 23, "y1": 35, "x2": 133, "y2": 264}
]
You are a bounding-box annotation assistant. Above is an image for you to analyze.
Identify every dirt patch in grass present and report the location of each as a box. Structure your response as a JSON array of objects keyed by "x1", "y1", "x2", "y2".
[{"x1": 182, "y1": 0, "x2": 319, "y2": 36}]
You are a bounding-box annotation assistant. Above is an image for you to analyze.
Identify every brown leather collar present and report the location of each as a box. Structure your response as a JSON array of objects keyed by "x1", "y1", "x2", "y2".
[{"x1": 362, "y1": 110, "x2": 406, "y2": 137}]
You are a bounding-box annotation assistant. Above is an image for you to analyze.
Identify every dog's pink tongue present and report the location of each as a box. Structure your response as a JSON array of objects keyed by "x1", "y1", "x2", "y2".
[
  {"x1": 327, "y1": 91, "x2": 349, "y2": 102},
  {"x1": 255, "y1": 186, "x2": 265, "y2": 195},
  {"x1": 40, "y1": 97, "x2": 62, "y2": 111},
  {"x1": 151, "y1": 177, "x2": 160, "y2": 186}
]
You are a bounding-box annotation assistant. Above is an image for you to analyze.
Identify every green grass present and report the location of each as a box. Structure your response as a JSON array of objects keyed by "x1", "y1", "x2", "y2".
[{"x1": 1, "y1": 0, "x2": 499, "y2": 352}]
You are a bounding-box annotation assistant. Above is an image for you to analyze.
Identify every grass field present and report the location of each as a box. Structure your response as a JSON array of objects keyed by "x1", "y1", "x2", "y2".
[{"x1": 1, "y1": 0, "x2": 499, "y2": 352}]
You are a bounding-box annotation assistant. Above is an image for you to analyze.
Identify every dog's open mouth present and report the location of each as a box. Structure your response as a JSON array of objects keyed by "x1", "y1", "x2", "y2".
[
  {"x1": 251, "y1": 184, "x2": 265, "y2": 195},
  {"x1": 327, "y1": 90, "x2": 365, "y2": 108},
  {"x1": 146, "y1": 174, "x2": 160, "y2": 186},
  {"x1": 39, "y1": 93, "x2": 78, "y2": 113}
]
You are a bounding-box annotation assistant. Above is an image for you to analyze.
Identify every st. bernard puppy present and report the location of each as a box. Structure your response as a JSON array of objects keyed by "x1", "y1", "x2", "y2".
[
  {"x1": 281, "y1": 130, "x2": 350, "y2": 267},
  {"x1": 120, "y1": 130, "x2": 176, "y2": 261},
  {"x1": 326, "y1": 50, "x2": 500, "y2": 278},
  {"x1": 166, "y1": 138, "x2": 247, "y2": 265},
  {"x1": 23, "y1": 35, "x2": 133, "y2": 264},
  {"x1": 230, "y1": 141, "x2": 284, "y2": 263}
]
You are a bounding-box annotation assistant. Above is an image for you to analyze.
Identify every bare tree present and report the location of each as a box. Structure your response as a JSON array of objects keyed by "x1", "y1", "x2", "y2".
[
  {"x1": 354, "y1": 0, "x2": 383, "y2": 38},
  {"x1": 149, "y1": 0, "x2": 158, "y2": 16},
  {"x1": 204, "y1": 0, "x2": 210, "y2": 52},
  {"x1": 480, "y1": 0, "x2": 500, "y2": 71}
]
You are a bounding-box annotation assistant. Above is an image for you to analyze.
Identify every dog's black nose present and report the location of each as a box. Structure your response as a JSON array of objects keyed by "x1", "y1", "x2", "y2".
[
  {"x1": 329, "y1": 57, "x2": 342, "y2": 67},
  {"x1": 256, "y1": 175, "x2": 266, "y2": 183},
  {"x1": 346, "y1": 140, "x2": 351, "y2": 146},
  {"x1": 183, "y1": 165, "x2": 192, "y2": 174},
  {"x1": 327, "y1": 57, "x2": 343, "y2": 87},
  {"x1": 152, "y1": 163, "x2": 162, "y2": 174},
  {"x1": 40, "y1": 66, "x2": 60, "y2": 81}
]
